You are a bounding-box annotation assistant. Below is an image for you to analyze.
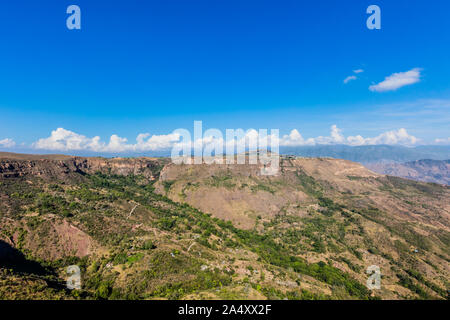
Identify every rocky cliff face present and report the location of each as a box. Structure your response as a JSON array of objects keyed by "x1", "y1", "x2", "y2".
[
  {"x1": 0, "y1": 153, "x2": 168, "y2": 180},
  {"x1": 155, "y1": 157, "x2": 449, "y2": 230}
]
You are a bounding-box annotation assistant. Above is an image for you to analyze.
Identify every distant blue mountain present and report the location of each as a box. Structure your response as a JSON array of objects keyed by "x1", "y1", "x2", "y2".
[
  {"x1": 6, "y1": 144, "x2": 450, "y2": 163},
  {"x1": 279, "y1": 145, "x2": 450, "y2": 163}
]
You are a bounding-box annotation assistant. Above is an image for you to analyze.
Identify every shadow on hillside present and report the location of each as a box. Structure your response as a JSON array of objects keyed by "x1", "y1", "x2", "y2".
[
  {"x1": 0, "y1": 239, "x2": 66, "y2": 290},
  {"x1": 0, "y1": 239, "x2": 51, "y2": 275}
]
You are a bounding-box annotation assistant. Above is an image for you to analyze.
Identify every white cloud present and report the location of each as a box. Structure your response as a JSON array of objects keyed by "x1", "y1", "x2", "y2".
[
  {"x1": 346, "y1": 128, "x2": 419, "y2": 146},
  {"x1": 369, "y1": 68, "x2": 422, "y2": 92},
  {"x1": 33, "y1": 128, "x2": 181, "y2": 152},
  {"x1": 0, "y1": 138, "x2": 16, "y2": 148},
  {"x1": 278, "y1": 126, "x2": 419, "y2": 147},
  {"x1": 34, "y1": 128, "x2": 103, "y2": 151},
  {"x1": 344, "y1": 69, "x2": 364, "y2": 84},
  {"x1": 313, "y1": 125, "x2": 346, "y2": 144},
  {"x1": 434, "y1": 137, "x2": 450, "y2": 145},
  {"x1": 279, "y1": 129, "x2": 314, "y2": 146},
  {"x1": 343, "y1": 75, "x2": 357, "y2": 84},
  {"x1": 136, "y1": 132, "x2": 183, "y2": 151}
]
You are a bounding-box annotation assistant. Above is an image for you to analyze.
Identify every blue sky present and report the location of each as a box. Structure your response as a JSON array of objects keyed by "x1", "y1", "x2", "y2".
[{"x1": 0, "y1": 0, "x2": 449, "y2": 153}]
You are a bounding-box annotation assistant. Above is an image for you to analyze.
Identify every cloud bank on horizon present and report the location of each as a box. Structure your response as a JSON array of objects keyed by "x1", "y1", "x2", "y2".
[{"x1": 0, "y1": 125, "x2": 444, "y2": 154}]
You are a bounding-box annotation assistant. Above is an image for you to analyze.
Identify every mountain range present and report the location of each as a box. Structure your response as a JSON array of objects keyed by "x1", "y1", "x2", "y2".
[
  {"x1": 280, "y1": 145, "x2": 450, "y2": 163},
  {"x1": 0, "y1": 152, "x2": 448, "y2": 300},
  {"x1": 366, "y1": 159, "x2": 450, "y2": 185}
]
